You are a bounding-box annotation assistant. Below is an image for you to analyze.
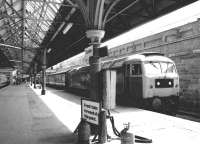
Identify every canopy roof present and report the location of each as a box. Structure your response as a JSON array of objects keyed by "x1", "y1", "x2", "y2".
[
  {"x1": 0, "y1": 0, "x2": 64, "y2": 71},
  {"x1": 0, "y1": 0, "x2": 197, "y2": 73}
]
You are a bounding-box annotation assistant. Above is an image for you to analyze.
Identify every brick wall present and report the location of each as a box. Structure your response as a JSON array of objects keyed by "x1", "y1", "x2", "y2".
[{"x1": 109, "y1": 19, "x2": 200, "y2": 111}]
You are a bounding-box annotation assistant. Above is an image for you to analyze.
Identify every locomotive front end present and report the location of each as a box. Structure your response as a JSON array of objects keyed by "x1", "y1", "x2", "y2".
[{"x1": 143, "y1": 57, "x2": 179, "y2": 114}]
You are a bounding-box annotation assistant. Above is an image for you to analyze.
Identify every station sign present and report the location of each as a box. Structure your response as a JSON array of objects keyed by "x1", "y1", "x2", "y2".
[{"x1": 81, "y1": 99, "x2": 100, "y2": 125}]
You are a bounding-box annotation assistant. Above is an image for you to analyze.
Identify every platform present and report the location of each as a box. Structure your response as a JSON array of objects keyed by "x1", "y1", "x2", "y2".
[
  {"x1": 0, "y1": 84, "x2": 77, "y2": 144},
  {"x1": 0, "y1": 84, "x2": 200, "y2": 144}
]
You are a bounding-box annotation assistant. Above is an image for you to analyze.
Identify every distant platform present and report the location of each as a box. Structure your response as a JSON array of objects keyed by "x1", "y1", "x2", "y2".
[{"x1": 0, "y1": 84, "x2": 76, "y2": 144}]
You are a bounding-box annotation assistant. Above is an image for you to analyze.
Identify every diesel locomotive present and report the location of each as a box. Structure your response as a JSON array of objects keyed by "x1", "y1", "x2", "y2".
[{"x1": 46, "y1": 52, "x2": 179, "y2": 113}]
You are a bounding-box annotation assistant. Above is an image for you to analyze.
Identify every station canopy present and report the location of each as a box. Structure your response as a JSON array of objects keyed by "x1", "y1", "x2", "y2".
[
  {"x1": 0, "y1": 0, "x2": 198, "y2": 73},
  {"x1": 0, "y1": 0, "x2": 64, "y2": 72}
]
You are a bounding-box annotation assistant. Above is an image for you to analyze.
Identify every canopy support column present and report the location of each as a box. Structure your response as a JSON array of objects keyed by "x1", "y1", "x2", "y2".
[
  {"x1": 34, "y1": 63, "x2": 37, "y2": 89},
  {"x1": 86, "y1": 29, "x2": 106, "y2": 143},
  {"x1": 41, "y1": 48, "x2": 47, "y2": 95}
]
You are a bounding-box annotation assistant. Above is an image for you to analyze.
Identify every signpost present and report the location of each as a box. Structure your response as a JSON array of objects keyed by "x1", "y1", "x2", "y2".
[{"x1": 81, "y1": 99, "x2": 101, "y2": 125}]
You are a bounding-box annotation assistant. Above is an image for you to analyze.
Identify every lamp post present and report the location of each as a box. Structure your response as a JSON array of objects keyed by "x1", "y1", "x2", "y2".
[
  {"x1": 34, "y1": 63, "x2": 37, "y2": 89},
  {"x1": 30, "y1": 71, "x2": 32, "y2": 86}
]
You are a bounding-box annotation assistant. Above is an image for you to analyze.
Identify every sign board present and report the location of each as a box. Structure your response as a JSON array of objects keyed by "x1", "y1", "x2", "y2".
[{"x1": 81, "y1": 99, "x2": 100, "y2": 125}]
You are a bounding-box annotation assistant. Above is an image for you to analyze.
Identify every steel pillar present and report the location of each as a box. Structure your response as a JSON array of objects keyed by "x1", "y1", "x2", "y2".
[
  {"x1": 30, "y1": 73, "x2": 32, "y2": 86},
  {"x1": 86, "y1": 30, "x2": 105, "y2": 101},
  {"x1": 75, "y1": 0, "x2": 116, "y2": 143},
  {"x1": 86, "y1": 30, "x2": 107, "y2": 143},
  {"x1": 41, "y1": 48, "x2": 46, "y2": 95}
]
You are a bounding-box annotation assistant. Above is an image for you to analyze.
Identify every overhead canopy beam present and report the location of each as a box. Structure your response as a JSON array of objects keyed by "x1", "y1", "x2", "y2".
[
  {"x1": 0, "y1": 43, "x2": 21, "y2": 49},
  {"x1": 9, "y1": 60, "x2": 22, "y2": 63},
  {"x1": 0, "y1": 43, "x2": 40, "y2": 51},
  {"x1": 24, "y1": 0, "x2": 77, "y2": 7},
  {"x1": 10, "y1": 59, "x2": 32, "y2": 64},
  {"x1": 0, "y1": 14, "x2": 57, "y2": 23},
  {"x1": 105, "y1": 0, "x2": 140, "y2": 25}
]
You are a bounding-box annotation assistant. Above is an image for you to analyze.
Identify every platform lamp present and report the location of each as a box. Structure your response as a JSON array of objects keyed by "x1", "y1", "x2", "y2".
[
  {"x1": 47, "y1": 48, "x2": 52, "y2": 53},
  {"x1": 62, "y1": 23, "x2": 73, "y2": 34}
]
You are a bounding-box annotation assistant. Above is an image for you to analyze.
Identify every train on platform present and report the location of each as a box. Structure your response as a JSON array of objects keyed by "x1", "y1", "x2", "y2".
[
  {"x1": 0, "y1": 73, "x2": 9, "y2": 88},
  {"x1": 46, "y1": 52, "x2": 179, "y2": 114}
]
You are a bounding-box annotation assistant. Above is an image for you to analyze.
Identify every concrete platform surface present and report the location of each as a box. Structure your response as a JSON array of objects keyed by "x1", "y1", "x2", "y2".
[
  {"x1": 0, "y1": 84, "x2": 77, "y2": 144},
  {"x1": 31, "y1": 85, "x2": 200, "y2": 144},
  {"x1": 1, "y1": 84, "x2": 200, "y2": 144}
]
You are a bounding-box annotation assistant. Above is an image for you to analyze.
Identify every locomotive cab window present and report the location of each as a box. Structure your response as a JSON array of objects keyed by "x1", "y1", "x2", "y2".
[
  {"x1": 144, "y1": 61, "x2": 177, "y2": 75},
  {"x1": 131, "y1": 64, "x2": 142, "y2": 76},
  {"x1": 126, "y1": 64, "x2": 130, "y2": 75}
]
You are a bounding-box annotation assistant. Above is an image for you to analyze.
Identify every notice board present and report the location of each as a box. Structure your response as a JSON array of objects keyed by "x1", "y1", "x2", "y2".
[{"x1": 81, "y1": 99, "x2": 101, "y2": 125}]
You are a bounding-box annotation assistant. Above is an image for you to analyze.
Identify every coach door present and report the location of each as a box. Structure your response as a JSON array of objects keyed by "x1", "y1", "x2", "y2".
[{"x1": 125, "y1": 62, "x2": 143, "y2": 105}]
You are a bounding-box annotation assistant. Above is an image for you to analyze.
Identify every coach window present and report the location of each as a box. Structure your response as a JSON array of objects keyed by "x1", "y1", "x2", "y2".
[
  {"x1": 131, "y1": 64, "x2": 142, "y2": 76},
  {"x1": 126, "y1": 64, "x2": 130, "y2": 76}
]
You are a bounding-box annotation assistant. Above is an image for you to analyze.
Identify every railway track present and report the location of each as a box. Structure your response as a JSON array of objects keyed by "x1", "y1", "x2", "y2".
[{"x1": 176, "y1": 109, "x2": 200, "y2": 122}]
